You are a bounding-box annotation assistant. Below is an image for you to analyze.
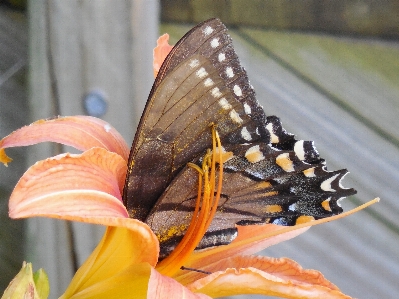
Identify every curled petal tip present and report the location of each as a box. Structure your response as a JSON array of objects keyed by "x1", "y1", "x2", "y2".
[
  {"x1": 8, "y1": 148, "x2": 128, "y2": 219},
  {"x1": 0, "y1": 116, "x2": 129, "y2": 161},
  {"x1": 0, "y1": 148, "x2": 13, "y2": 166},
  {"x1": 153, "y1": 33, "x2": 173, "y2": 78}
]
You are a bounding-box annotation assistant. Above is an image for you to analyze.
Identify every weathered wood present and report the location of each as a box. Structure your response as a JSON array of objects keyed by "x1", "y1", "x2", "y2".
[
  {"x1": 29, "y1": 0, "x2": 159, "y2": 297},
  {"x1": 0, "y1": 6, "x2": 28, "y2": 292},
  {"x1": 161, "y1": 0, "x2": 399, "y2": 38}
]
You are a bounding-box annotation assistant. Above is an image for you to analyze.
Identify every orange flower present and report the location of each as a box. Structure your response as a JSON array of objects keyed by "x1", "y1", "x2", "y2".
[
  {"x1": 0, "y1": 35, "x2": 377, "y2": 299},
  {"x1": 2, "y1": 116, "x2": 362, "y2": 299}
]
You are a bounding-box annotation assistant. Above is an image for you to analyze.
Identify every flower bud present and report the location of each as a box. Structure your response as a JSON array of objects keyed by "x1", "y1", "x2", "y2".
[{"x1": 2, "y1": 262, "x2": 49, "y2": 299}]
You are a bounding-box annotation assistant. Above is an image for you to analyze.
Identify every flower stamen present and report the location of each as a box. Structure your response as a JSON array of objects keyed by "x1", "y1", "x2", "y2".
[{"x1": 156, "y1": 125, "x2": 223, "y2": 276}]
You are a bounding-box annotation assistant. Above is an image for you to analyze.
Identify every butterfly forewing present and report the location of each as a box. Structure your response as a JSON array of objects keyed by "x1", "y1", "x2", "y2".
[
  {"x1": 123, "y1": 19, "x2": 267, "y2": 220},
  {"x1": 123, "y1": 18, "x2": 356, "y2": 258}
]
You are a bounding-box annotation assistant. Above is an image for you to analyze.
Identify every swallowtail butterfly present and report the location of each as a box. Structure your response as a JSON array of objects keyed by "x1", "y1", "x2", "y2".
[{"x1": 122, "y1": 18, "x2": 356, "y2": 259}]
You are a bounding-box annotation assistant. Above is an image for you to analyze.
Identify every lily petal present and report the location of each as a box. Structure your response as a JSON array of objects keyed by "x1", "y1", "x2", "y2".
[
  {"x1": 60, "y1": 262, "x2": 151, "y2": 299},
  {"x1": 185, "y1": 224, "x2": 308, "y2": 271},
  {"x1": 178, "y1": 255, "x2": 337, "y2": 289},
  {"x1": 148, "y1": 268, "x2": 211, "y2": 299},
  {"x1": 188, "y1": 261, "x2": 351, "y2": 299},
  {"x1": 230, "y1": 225, "x2": 309, "y2": 256},
  {"x1": 0, "y1": 116, "x2": 129, "y2": 162},
  {"x1": 61, "y1": 225, "x2": 159, "y2": 299},
  {"x1": 9, "y1": 147, "x2": 128, "y2": 219},
  {"x1": 153, "y1": 34, "x2": 173, "y2": 78}
]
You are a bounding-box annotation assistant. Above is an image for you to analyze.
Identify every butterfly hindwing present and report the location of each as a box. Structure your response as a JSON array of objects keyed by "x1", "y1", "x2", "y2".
[{"x1": 146, "y1": 135, "x2": 355, "y2": 259}]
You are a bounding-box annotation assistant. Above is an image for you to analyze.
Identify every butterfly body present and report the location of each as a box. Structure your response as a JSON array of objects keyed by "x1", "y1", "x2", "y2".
[{"x1": 122, "y1": 18, "x2": 356, "y2": 259}]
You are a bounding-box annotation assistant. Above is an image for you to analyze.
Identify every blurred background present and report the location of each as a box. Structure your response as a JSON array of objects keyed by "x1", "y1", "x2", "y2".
[{"x1": 1, "y1": 0, "x2": 398, "y2": 298}]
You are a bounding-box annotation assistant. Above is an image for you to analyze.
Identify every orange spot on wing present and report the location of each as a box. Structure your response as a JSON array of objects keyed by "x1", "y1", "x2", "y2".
[
  {"x1": 264, "y1": 205, "x2": 283, "y2": 213},
  {"x1": 295, "y1": 215, "x2": 315, "y2": 225},
  {"x1": 321, "y1": 199, "x2": 332, "y2": 211},
  {"x1": 303, "y1": 167, "x2": 315, "y2": 177},
  {"x1": 255, "y1": 181, "x2": 272, "y2": 189},
  {"x1": 245, "y1": 151, "x2": 263, "y2": 163},
  {"x1": 276, "y1": 153, "x2": 294, "y2": 172}
]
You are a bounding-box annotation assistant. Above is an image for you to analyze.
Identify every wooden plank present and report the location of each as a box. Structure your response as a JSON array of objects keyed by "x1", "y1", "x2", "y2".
[
  {"x1": 28, "y1": 0, "x2": 159, "y2": 297},
  {"x1": 160, "y1": 0, "x2": 399, "y2": 38},
  {"x1": 29, "y1": 1, "x2": 79, "y2": 295},
  {"x1": 240, "y1": 29, "x2": 399, "y2": 142},
  {"x1": 0, "y1": 6, "x2": 29, "y2": 292},
  {"x1": 161, "y1": 22, "x2": 399, "y2": 298}
]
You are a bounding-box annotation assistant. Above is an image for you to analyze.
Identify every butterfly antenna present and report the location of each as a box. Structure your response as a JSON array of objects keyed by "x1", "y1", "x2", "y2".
[{"x1": 180, "y1": 266, "x2": 212, "y2": 275}]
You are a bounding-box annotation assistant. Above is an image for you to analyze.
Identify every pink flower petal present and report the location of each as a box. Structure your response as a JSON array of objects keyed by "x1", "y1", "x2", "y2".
[
  {"x1": 188, "y1": 266, "x2": 352, "y2": 299},
  {"x1": 148, "y1": 268, "x2": 210, "y2": 299},
  {"x1": 232, "y1": 224, "x2": 309, "y2": 256},
  {"x1": 185, "y1": 224, "x2": 308, "y2": 271},
  {"x1": 0, "y1": 116, "x2": 129, "y2": 162},
  {"x1": 9, "y1": 147, "x2": 128, "y2": 219},
  {"x1": 153, "y1": 34, "x2": 173, "y2": 78},
  {"x1": 177, "y1": 255, "x2": 338, "y2": 290}
]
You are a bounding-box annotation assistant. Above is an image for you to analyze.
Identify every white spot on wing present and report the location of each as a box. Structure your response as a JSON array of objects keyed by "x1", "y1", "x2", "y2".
[
  {"x1": 294, "y1": 140, "x2": 305, "y2": 161},
  {"x1": 212, "y1": 146, "x2": 234, "y2": 163},
  {"x1": 322, "y1": 197, "x2": 332, "y2": 211},
  {"x1": 203, "y1": 26, "x2": 214, "y2": 36},
  {"x1": 211, "y1": 87, "x2": 222, "y2": 98},
  {"x1": 210, "y1": 38, "x2": 220, "y2": 48},
  {"x1": 276, "y1": 153, "x2": 295, "y2": 172},
  {"x1": 196, "y1": 67, "x2": 208, "y2": 79},
  {"x1": 320, "y1": 174, "x2": 339, "y2": 192},
  {"x1": 233, "y1": 85, "x2": 242, "y2": 97},
  {"x1": 204, "y1": 78, "x2": 214, "y2": 87},
  {"x1": 243, "y1": 102, "x2": 251, "y2": 115},
  {"x1": 241, "y1": 127, "x2": 252, "y2": 141},
  {"x1": 218, "y1": 53, "x2": 226, "y2": 62},
  {"x1": 225, "y1": 66, "x2": 234, "y2": 78},
  {"x1": 288, "y1": 203, "x2": 297, "y2": 211},
  {"x1": 189, "y1": 59, "x2": 199, "y2": 68},
  {"x1": 245, "y1": 145, "x2": 265, "y2": 163},
  {"x1": 303, "y1": 167, "x2": 316, "y2": 177},
  {"x1": 229, "y1": 109, "x2": 243, "y2": 124},
  {"x1": 219, "y1": 98, "x2": 232, "y2": 110},
  {"x1": 266, "y1": 123, "x2": 279, "y2": 143}
]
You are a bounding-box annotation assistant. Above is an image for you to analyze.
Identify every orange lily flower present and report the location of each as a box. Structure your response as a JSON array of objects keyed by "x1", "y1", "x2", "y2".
[{"x1": 0, "y1": 34, "x2": 377, "y2": 299}]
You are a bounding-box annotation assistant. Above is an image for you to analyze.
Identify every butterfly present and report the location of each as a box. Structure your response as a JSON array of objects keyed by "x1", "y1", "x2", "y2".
[{"x1": 122, "y1": 18, "x2": 356, "y2": 260}]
